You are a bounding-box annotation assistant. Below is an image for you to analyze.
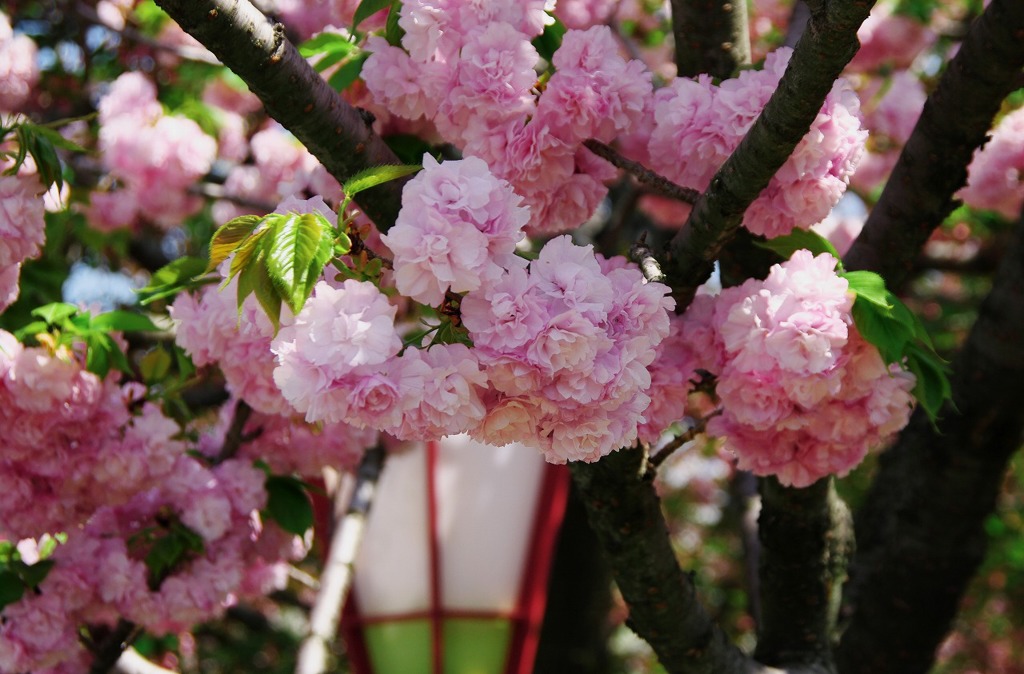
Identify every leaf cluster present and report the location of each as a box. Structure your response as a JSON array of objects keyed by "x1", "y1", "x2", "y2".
[
  {"x1": 14, "y1": 303, "x2": 161, "y2": 378},
  {"x1": 1, "y1": 117, "x2": 91, "y2": 192}
]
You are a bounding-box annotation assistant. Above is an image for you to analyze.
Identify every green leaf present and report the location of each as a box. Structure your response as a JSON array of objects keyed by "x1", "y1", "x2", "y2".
[
  {"x1": 145, "y1": 534, "x2": 186, "y2": 588},
  {"x1": 0, "y1": 541, "x2": 15, "y2": 564},
  {"x1": 85, "y1": 335, "x2": 112, "y2": 378},
  {"x1": 753, "y1": 229, "x2": 842, "y2": 264},
  {"x1": 226, "y1": 222, "x2": 273, "y2": 285},
  {"x1": 13, "y1": 320, "x2": 49, "y2": 341},
  {"x1": 334, "y1": 230, "x2": 353, "y2": 257},
  {"x1": 0, "y1": 570, "x2": 25, "y2": 611},
  {"x1": 851, "y1": 300, "x2": 914, "y2": 364},
  {"x1": 17, "y1": 559, "x2": 54, "y2": 588},
  {"x1": 532, "y1": 15, "x2": 567, "y2": 62},
  {"x1": 384, "y1": 0, "x2": 404, "y2": 46},
  {"x1": 90, "y1": 310, "x2": 161, "y2": 333},
  {"x1": 264, "y1": 212, "x2": 332, "y2": 313},
  {"x1": 207, "y1": 215, "x2": 263, "y2": 273},
  {"x1": 327, "y1": 52, "x2": 370, "y2": 92},
  {"x1": 298, "y1": 32, "x2": 357, "y2": 58},
  {"x1": 140, "y1": 347, "x2": 173, "y2": 383},
  {"x1": 312, "y1": 47, "x2": 352, "y2": 73},
  {"x1": 237, "y1": 256, "x2": 282, "y2": 330},
  {"x1": 265, "y1": 475, "x2": 314, "y2": 536},
  {"x1": 905, "y1": 343, "x2": 952, "y2": 423},
  {"x1": 343, "y1": 163, "x2": 421, "y2": 199},
  {"x1": 28, "y1": 131, "x2": 64, "y2": 191},
  {"x1": 24, "y1": 122, "x2": 90, "y2": 153},
  {"x1": 352, "y1": 0, "x2": 394, "y2": 30},
  {"x1": 843, "y1": 271, "x2": 892, "y2": 308},
  {"x1": 138, "y1": 256, "x2": 210, "y2": 305},
  {"x1": 31, "y1": 302, "x2": 78, "y2": 325}
]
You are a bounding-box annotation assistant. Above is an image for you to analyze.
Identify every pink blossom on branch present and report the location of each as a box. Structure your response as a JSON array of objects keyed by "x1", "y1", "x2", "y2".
[{"x1": 701, "y1": 251, "x2": 915, "y2": 487}]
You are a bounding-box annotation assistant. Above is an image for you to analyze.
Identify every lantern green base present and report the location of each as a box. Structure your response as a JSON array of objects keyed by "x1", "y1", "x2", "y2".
[{"x1": 362, "y1": 618, "x2": 512, "y2": 674}]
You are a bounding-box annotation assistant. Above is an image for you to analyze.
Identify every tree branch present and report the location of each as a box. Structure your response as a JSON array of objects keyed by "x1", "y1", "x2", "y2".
[
  {"x1": 663, "y1": 0, "x2": 876, "y2": 311},
  {"x1": 836, "y1": 213, "x2": 1024, "y2": 674},
  {"x1": 670, "y1": 0, "x2": 752, "y2": 79},
  {"x1": 153, "y1": 0, "x2": 406, "y2": 231},
  {"x1": 755, "y1": 478, "x2": 852, "y2": 670},
  {"x1": 295, "y1": 445, "x2": 385, "y2": 674},
  {"x1": 584, "y1": 139, "x2": 700, "y2": 205},
  {"x1": 842, "y1": 0, "x2": 1024, "y2": 285}
]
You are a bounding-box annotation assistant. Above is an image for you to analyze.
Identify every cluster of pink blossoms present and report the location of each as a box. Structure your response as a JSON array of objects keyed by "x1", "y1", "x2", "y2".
[
  {"x1": 90, "y1": 72, "x2": 218, "y2": 230},
  {"x1": 171, "y1": 197, "x2": 376, "y2": 470},
  {"x1": 958, "y1": 107, "x2": 1024, "y2": 220},
  {"x1": 380, "y1": 154, "x2": 529, "y2": 305},
  {"x1": 0, "y1": 170, "x2": 45, "y2": 312},
  {"x1": 362, "y1": 1, "x2": 650, "y2": 234},
  {"x1": 0, "y1": 456, "x2": 302, "y2": 673},
  {"x1": 850, "y1": 69, "x2": 926, "y2": 193},
  {"x1": 672, "y1": 251, "x2": 915, "y2": 487},
  {"x1": 0, "y1": 10, "x2": 39, "y2": 112},
  {"x1": 462, "y1": 236, "x2": 674, "y2": 462},
  {"x1": 643, "y1": 47, "x2": 867, "y2": 237},
  {"x1": 0, "y1": 328, "x2": 307, "y2": 672}
]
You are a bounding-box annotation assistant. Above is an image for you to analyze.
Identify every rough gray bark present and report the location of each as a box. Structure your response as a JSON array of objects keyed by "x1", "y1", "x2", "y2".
[{"x1": 154, "y1": 0, "x2": 406, "y2": 231}]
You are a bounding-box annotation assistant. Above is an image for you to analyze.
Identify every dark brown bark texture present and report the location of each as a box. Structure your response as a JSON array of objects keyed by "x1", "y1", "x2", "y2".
[
  {"x1": 664, "y1": 0, "x2": 876, "y2": 311},
  {"x1": 755, "y1": 478, "x2": 852, "y2": 670},
  {"x1": 670, "y1": 0, "x2": 751, "y2": 79},
  {"x1": 842, "y1": 0, "x2": 1024, "y2": 286},
  {"x1": 153, "y1": 0, "x2": 406, "y2": 231},
  {"x1": 835, "y1": 212, "x2": 1024, "y2": 674}
]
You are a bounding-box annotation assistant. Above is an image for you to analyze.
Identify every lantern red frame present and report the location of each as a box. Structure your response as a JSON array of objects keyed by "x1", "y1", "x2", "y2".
[{"x1": 340, "y1": 440, "x2": 571, "y2": 674}]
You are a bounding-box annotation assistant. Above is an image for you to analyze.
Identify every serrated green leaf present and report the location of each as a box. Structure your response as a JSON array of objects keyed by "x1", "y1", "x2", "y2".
[
  {"x1": 352, "y1": 0, "x2": 394, "y2": 30},
  {"x1": 327, "y1": 52, "x2": 370, "y2": 92},
  {"x1": 31, "y1": 302, "x2": 78, "y2": 325},
  {"x1": 0, "y1": 570, "x2": 25, "y2": 611},
  {"x1": 843, "y1": 270, "x2": 892, "y2": 308},
  {"x1": 753, "y1": 230, "x2": 842, "y2": 263},
  {"x1": 208, "y1": 215, "x2": 263, "y2": 273},
  {"x1": 298, "y1": 32, "x2": 357, "y2": 58},
  {"x1": 226, "y1": 222, "x2": 273, "y2": 286},
  {"x1": 532, "y1": 15, "x2": 567, "y2": 62},
  {"x1": 237, "y1": 257, "x2": 283, "y2": 330},
  {"x1": 343, "y1": 163, "x2": 421, "y2": 199},
  {"x1": 264, "y1": 212, "x2": 331, "y2": 314},
  {"x1": 91, "y1": 310, "x2": 160, "y2": 333},
  {"x1": 265, "y1": 475, "x2": 314, "y2": 536},
  {"x1": 851, "y1": 300, "x2": 914, "y2": 364},
  {"x1": 385, "y1": 0, "x2": 404, "y2": 46},
  {"x1": 174, "y1": 344, "x2": 196, "y2": 379}
]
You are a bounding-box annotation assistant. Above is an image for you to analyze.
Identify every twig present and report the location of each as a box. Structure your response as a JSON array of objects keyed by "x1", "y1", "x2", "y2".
[
  {"x1": 188, "y1": 182, "x2": 278, "y2": 213},
  {"x1": 583, "y1": 139, "x2": 700, "y2": 205},
  {"x1": 649, "y1": 408, "x2": 722, "y2": 467},
  {"x1": 629, "y1": 231, "x2": 667, "y2": 284},
  {"x1": 214, "y1": 399, "x2": 254, "y2": 464},
  {"x1": 295, "y1": 445, "x2": 386, "y2": 674}
]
